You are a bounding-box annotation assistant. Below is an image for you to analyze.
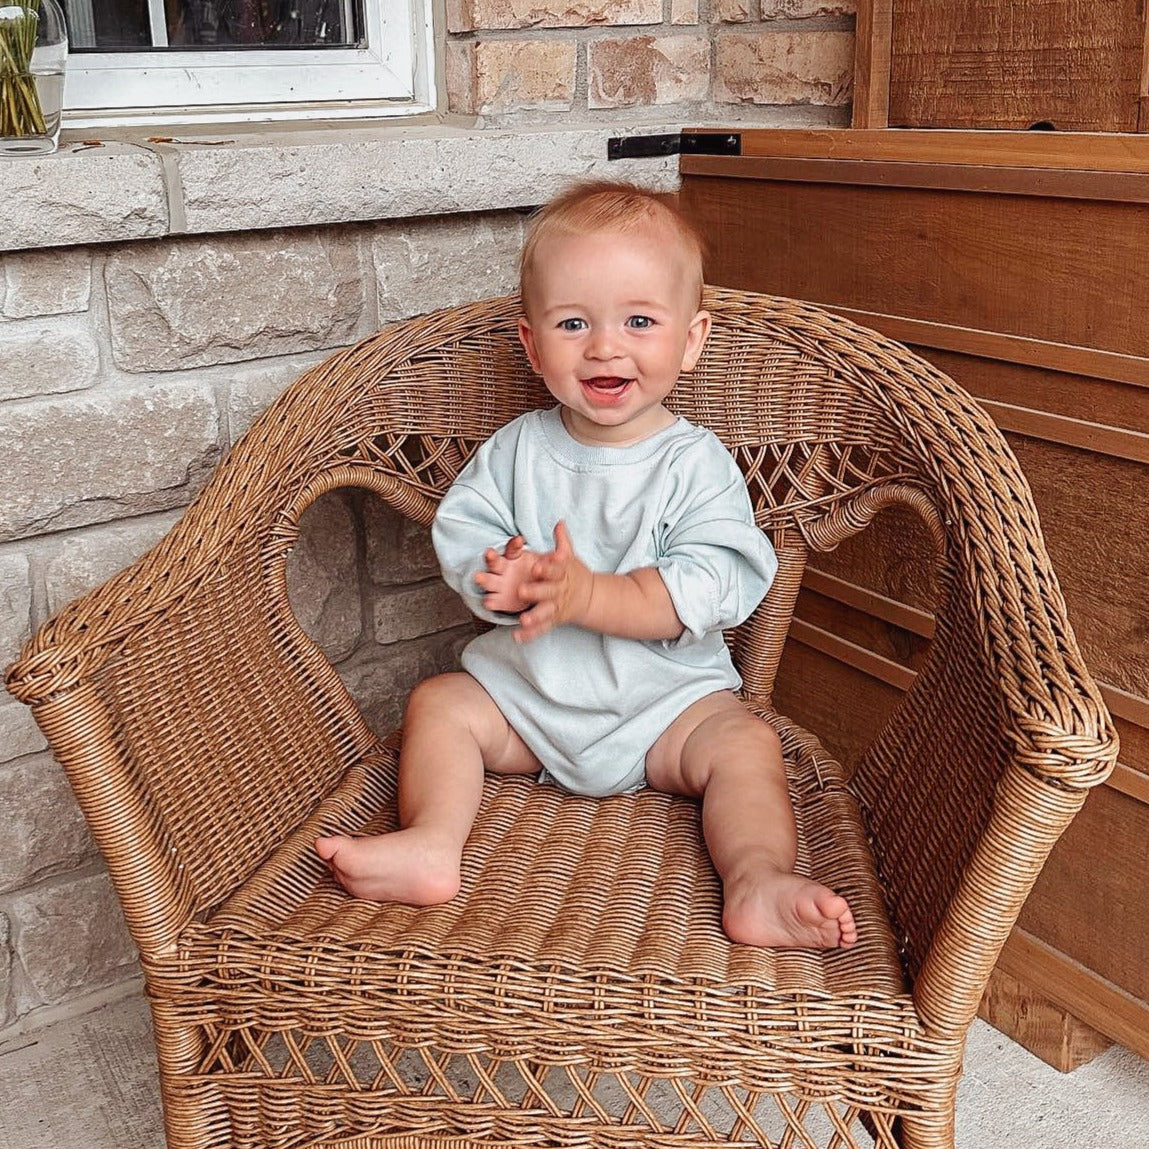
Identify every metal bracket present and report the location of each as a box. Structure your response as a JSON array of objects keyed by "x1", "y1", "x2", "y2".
[{"x1": 607, "y1": 132, "x2": 742, "y2": 160}]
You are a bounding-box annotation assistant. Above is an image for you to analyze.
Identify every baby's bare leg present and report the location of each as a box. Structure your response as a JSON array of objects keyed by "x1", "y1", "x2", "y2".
[
  {"x1": 646, "y1": 692, "x2": 857, "y2": 949},
  {"x1": 315, "y1": 672, "x2": 540, "y2": 904}
]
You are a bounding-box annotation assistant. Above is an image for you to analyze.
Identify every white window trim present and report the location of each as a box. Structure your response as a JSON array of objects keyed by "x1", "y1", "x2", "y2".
[{"x1": 63, "y1": 0, "x2": 435, "y2": 128}]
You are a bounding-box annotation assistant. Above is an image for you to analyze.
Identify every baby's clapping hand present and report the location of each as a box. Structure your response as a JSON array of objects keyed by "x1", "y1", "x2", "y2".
[
  {"x1": 474, "y1": 535, "x2": 535, "y2": 614},
  {"x1": 515, "y1": 521, "x2": 594, "y2": 643}
]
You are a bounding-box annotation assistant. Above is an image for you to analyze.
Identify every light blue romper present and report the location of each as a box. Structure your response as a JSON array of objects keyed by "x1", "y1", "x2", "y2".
[{"x1": 432, "y1": 407, "x2": 778, "y2": 797}]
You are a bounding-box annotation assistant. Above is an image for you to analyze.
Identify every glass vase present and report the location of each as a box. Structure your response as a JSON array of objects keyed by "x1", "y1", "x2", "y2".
[{"x1": 0, "y1": 0, "x2": 68, "y2": 157}]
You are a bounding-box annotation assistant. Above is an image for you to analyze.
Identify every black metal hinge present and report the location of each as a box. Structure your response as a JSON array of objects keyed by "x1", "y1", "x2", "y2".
[{"x1": 607, "y1": 132, "x2": 742, "y2": 160}]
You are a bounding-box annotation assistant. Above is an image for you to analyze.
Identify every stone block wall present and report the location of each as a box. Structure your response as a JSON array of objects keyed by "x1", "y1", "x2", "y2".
[
  {"x1": 0, "y1": 212, "x2": 523, "y2": 1031},
  {"x1": 445, "y1": 0, "x2": 855, "y2": 121}
]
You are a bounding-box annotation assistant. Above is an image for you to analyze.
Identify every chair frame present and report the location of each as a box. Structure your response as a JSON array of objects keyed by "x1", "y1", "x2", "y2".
[{"x1": 6, "y1": 288, "x2": 1118, "y2": 1149}]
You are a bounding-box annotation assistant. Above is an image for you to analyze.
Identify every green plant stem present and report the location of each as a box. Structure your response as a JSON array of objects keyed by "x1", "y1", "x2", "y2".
[
  {"x1": 0, "y1": 2, "x2": 47, "y2": 138},
  {"x1": 1, "y1": 74, "x2": 48, "y2": 136}
]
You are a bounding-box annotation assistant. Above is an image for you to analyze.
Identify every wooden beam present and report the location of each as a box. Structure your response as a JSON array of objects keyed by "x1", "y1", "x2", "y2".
[
  {"x1": 979, "y1": 965, "x2": 1112, "y2": 1072},
  {"x1": 996, "y1": 929, "x2": 1149, "y2": 1061},
  {"x1": 851, "y1": 0, "x2": 893, "y2": 129},
  {"x1": 687, "y1": 127, "x2": 1149, "y2": 172}
]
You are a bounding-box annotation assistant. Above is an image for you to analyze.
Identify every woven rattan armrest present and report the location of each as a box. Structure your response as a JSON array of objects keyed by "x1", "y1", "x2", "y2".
[{"x1": 797, "y1": 319, "x2": 1121, "y2": 1040}]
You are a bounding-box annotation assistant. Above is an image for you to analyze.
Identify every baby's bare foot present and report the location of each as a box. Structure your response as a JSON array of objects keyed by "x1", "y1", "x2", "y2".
[
  {"x1": 315, "y1": 828, "x2": 462, "y2": 904},
  {"x1": 722, "y1": 870, "x2": 857, "y2": 949}
]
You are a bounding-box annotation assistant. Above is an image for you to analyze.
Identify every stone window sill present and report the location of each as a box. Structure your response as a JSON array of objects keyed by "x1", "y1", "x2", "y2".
[{"x1": 0, "y1": 119, "x2": 684, "y2": 253}]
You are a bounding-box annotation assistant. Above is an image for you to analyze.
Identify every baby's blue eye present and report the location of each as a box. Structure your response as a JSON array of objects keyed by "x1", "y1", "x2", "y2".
[
  {"x1": 558, "y1": 318, "x2": 587, "y2": 331},
  {"x1": 627, "y1": 315, "x2": 654, "y2": 329}
]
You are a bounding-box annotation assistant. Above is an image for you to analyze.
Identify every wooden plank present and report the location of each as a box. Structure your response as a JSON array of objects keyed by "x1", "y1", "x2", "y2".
[
  {"x1": 916, "y1": 347, "x2": 1149, "y2": 430},
  {"x1": 791, "y1": 598, "x2": 1149, "y2": 788},
  {"x1": 850, "y1": 0, "x2": 892, "y2": 129},
  {"x1": 774, "y1": 634, "x2": 901, "y2": 768},
  {"x1": 680, "y1": 153, "x2": 1149, "y2": 206},
  {"x1": 802, "y1": 567, "x2": 935, "y2": 639},
  {"x1": 685, "y1": 127, "x2": 1149, "y2": 172},
  {"x1": 1104, "y1": 680, "x2": 1149, "y2": 729},
  {"x1": 997, "y1": 929, "x2": 1149, "y2": 1061},
  {"x1": 978, "y1": 966, "x2": 1112, "y2": 1072},
  {"x1": 888, "y1": 0, "x2": 1145, "y2": 132},
  {"x1": 1008, "y1": 440, "x2": 1149, "y2": 706},
  {"x1": 1109, "y1": 763, "x2": 1149, "y2": 806},
  {"x1": 803, "y1": 568, "x2": 1149, "y2": 757},
  {"x1": 981, "y1": 400, "x2": 1149, "y2": 465},
  {"x1": 788, "y1": 618, "x2": 917, "y2": 691},
  {"x1": 1013, "y1": 787, "x2": 1149, "y2": 1004},
  {"x1": 681, "y1": 176, "x2": 1149, "y2": 359}
]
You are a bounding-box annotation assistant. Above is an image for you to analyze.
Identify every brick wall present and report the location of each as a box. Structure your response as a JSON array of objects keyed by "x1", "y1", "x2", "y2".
[
  {"x1": 445, "y1": 1, "x2": 855, "y2": 120},
  {"x1": 0, "y1": 2, "x2": 858, "y2": 1033}
]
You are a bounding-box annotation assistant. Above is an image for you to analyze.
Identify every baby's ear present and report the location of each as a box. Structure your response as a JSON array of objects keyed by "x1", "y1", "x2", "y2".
[
  {"x1": 681, "y1": 309, "x2": 712, "y2": 372},
  {"x1": 517, "y1": 316, "x2": 543, "y2": 374}
]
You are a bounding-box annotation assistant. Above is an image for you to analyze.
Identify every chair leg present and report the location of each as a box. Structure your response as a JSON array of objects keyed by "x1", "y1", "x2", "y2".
[
  {"x1": 899, "y1": 1108, "x2": 955, "y2": 1149},
  {"x1": 147, "y1": 999, "x2": 223, "y2": 1149}
]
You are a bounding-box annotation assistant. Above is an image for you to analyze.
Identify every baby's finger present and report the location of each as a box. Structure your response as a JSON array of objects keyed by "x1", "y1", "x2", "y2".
[
  {"x1": 552, "y1": 520, "x2": 574, "y2": 558},
  {"x1": 514, "y1": 602, "x2": 556, "y2": 642},
  {"x1": 504, "y1": 535, "x2": 526, "y2": 560}
]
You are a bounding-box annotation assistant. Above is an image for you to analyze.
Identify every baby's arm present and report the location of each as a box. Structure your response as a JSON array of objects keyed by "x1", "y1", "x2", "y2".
[{"x1": 515, "y1": 521, "x2": 683, "y2": 644}]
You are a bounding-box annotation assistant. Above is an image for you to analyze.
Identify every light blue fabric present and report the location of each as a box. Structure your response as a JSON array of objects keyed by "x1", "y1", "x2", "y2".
[{"x1": 432, "y1": 406, "x2": 778, "y2": 797}]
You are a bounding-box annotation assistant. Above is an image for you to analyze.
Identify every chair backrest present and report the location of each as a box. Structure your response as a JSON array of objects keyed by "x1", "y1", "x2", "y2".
[{"x1": 7, "y1": 288, "x2": 1111, "y2": 967}]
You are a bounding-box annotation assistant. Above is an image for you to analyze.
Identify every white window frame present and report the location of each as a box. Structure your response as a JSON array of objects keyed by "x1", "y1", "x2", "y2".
[{"x1": 63, "y1": 0, "x2": 435, "y2": 127}]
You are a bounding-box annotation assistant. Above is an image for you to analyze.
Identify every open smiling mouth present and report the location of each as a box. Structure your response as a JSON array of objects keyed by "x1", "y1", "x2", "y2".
[{"x1": 581, "y1": 376, "x2": 633, "y2": 399}]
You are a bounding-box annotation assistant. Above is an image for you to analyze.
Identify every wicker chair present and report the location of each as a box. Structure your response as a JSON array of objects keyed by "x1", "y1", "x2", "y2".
[{"x1": 6, "y1": 288, "x2": 1117, "y2": 1149}]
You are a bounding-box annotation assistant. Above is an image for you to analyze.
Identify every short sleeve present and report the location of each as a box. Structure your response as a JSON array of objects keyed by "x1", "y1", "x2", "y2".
[
  {"x1": 654, "y1": 445, "x2": 777, "y2": 647},
  {"x1": 432, "y1": 429, "x2": 523, "y2": 626}
]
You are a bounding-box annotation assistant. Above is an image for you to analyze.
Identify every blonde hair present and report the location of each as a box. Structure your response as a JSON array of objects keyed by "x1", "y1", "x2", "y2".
[{"x1": 519, "y1": 180, "x2": 706, "y2": 308}]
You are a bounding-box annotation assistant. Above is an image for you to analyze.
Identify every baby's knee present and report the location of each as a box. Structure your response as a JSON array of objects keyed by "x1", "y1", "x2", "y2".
[
  {"x1": 405, "y1": 672, "x2": 477, "y2": 721},
  {"x1": 704, "y1": 708, "x2": 783, "y2": 761},
  {"x1": 404, "y1": 672, "x2": 508, "y2": 744}
]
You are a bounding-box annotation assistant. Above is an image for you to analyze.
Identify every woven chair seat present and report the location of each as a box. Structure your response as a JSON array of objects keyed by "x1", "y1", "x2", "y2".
[
  {"x1": 155, "y1": 718, "x2": 927, "y2": 1144},
  {"x1": 189, "y1": 716, "x2": 905, "y2": 1012}
]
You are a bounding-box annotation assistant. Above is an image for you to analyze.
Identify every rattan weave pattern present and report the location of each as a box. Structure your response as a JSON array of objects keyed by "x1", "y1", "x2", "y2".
[{"x1": 5, "y1": 289, "x2": 1117, "y2": 1149}]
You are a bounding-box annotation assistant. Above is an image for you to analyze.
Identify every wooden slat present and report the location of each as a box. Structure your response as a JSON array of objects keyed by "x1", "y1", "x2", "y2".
[
  {"x1": 1108, "y1": 763, "x2": 1149, "y2": 806},
  {"x1": 686, "y1": 127, "x2": 1149, "y2": 172},
  {"x1": 981, "y1": 400, "x2": 1149, "y2": 465},
  {"x1": 683, "y1": 178, "x2": 1149, "y2": 359},
  {"x1": 850, "y1": 0, "x2": 892, "y2": 129},
  {"x1": 679, "y1": 152, "x2": 1149, "y2": 206},
  {"x1": 1103, "y1": 680, "x2": 1149, "y2": 729},
  {"x1": 787, "y1": 617, "x2": 916, "y2": 692},
  {"x1": 802, "y1": 567, "x2": 935, "y2": 638},
  {"x1": 922, "y1": 350, "x2": 1149, "y2": 440},
  {"x1": 791, "y1": 597, "x2": 1149, "y2": 797},
  {"x1": 823, "y1": 305, "x2": 1149, "y2": 391}
]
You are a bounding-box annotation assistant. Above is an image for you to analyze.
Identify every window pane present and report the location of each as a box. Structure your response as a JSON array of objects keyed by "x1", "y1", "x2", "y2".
[{"x1": 64, "y1": 0, "x2": 363, "y2": 51}]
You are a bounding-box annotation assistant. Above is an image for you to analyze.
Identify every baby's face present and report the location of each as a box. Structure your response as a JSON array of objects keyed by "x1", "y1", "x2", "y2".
[{"x1": 518, "y1": 227, "x2": 710, "y2": 446}]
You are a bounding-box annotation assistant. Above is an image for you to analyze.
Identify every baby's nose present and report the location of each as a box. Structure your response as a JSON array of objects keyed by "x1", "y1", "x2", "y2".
[{"x1": 586, "y1": 328, "x2": 620, "y2": 358}]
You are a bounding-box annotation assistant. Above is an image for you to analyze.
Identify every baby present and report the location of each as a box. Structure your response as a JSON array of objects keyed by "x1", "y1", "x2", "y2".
[{"x1": 317, "y1": 180, "x2": 857, "y2": 949}]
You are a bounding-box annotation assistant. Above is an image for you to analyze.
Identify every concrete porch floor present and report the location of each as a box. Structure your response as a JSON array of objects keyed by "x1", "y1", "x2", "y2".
[{"x1": 1, "y1": 986, "x2": 1147, "y2": 1148}]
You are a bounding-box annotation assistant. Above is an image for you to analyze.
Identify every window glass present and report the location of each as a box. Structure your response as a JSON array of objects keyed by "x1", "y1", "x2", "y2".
[
  {"x1": 65, "y1": 0, "x2": 363, "y2": 51},
  {"x1": 60, "y1": 0, "x2": 431, "y2": 125}
]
